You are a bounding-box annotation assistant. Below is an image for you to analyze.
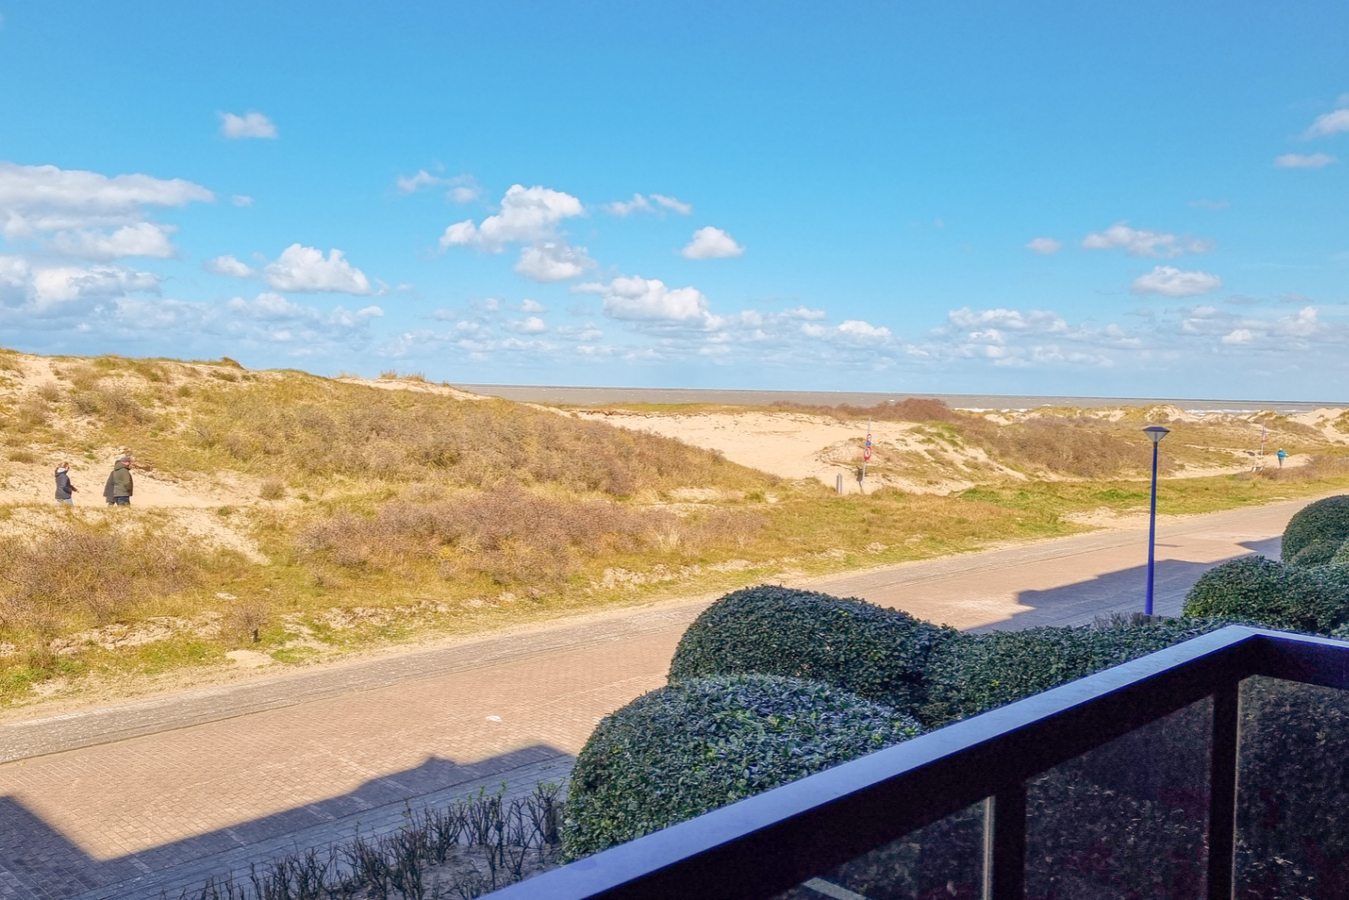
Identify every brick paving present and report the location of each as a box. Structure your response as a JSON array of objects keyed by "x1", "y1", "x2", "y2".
[{"x1": 0, "y1": 497, "x2": 1313, "y2": 899}]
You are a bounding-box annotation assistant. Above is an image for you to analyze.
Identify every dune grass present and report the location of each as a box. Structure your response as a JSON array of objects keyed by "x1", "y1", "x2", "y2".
[{"x1": 2, "y1": 348, "x2": 1348, "y2": 706}]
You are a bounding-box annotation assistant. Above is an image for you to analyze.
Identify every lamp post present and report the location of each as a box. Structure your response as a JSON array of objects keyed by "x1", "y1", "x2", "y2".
[{"x1": 1143, "y1": 425, "x2": 1170, "y2": 617}]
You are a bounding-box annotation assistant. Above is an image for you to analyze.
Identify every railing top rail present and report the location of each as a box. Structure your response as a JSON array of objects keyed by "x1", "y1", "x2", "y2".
[{"x1": 489, "y1": 626, "x2": 1349, "y2": 900}]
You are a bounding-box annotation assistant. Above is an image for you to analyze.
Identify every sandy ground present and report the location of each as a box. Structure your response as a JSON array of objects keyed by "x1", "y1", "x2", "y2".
[{"x1": 570, "y1": 406, "x2": 1345, "y2": 494}]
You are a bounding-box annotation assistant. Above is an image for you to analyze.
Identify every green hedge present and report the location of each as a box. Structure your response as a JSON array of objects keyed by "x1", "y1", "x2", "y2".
[
  {"x1": 919, "y1": 618, "x2": 1239, "y2": 727},
  {"x1": 1182, "y1": 555, "x2": 1349, "y2": 634},
  {"x1": 1282, "y1": 495, "x2": 1349, "y2": 565},
  {"x1": 561, "y1": 674, "x2": 922, "y2": 860},
  {"x1": 1331, "y1": 536, "x2": 1349, "y2": 566},
  {"x1": 667, "y1": 585, "x2": 955, "y2": 717}
]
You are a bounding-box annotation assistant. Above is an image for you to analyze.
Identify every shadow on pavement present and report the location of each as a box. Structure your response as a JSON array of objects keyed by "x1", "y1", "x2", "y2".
[
  {"x1": 972, "y1": 537, "x2": 1281, "y2": 633},
  {"x1": 0, "y1": 745, "x2": 574, "y2": 900}
]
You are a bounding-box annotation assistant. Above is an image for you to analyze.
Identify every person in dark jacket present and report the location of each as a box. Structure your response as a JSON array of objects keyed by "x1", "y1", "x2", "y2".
[
  {"x1": 105, "y1": 456, "x2": 134, "y2": 506},
  {"x1": 55, "y1": 462, "x2": 78, "y2": 505}
]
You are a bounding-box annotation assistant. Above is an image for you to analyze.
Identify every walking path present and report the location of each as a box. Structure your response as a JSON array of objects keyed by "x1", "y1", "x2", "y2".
[{"x1": 0, "y1": 498, "x2": 1310, "y2": 899}]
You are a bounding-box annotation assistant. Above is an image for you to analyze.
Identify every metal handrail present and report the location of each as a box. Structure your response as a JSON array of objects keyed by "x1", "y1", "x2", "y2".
[{"x1": 486, "y1": 626, "x2": 1349, "y2": 900}]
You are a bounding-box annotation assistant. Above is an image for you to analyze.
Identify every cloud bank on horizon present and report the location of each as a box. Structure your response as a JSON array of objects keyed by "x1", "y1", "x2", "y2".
[{"x1": 0, "y1": 3, "x2": 1346, "y2": 400}]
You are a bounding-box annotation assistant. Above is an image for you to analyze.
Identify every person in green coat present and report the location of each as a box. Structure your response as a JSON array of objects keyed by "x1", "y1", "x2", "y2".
[{"x1": 104, "y1": 456, "x2": 134, "y2": 506}]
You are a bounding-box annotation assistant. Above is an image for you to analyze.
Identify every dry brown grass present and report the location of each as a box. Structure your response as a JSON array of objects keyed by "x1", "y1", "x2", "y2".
[
  {"x1": 981, "y1": 417, "x2": 1158, "y2": 479},
  {"x1": 165, "y1": 377, "x2": 767, "y2": 496},
  {"x1": 1243, "y1": 455, "x2": 1349, "y2": 483},
  {"x1": 0, "y1": 521, "x2": 209, "y2": 647},
  {"x1": 771, "y1": 398, "x2": 965, "y2": 423},
  {"x1": 221, "y1": 601, "x2": 270, "y2": 647},
  {"x1": 298, "y1": 485, "x2": 765, "y2": 586},
  {"x1": 258, "y1": 477, "x2": 287, "y2": 500}
]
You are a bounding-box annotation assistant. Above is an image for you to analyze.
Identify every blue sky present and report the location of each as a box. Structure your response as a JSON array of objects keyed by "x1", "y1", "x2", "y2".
[{"x1": 1, "y1": 1, "x2": 1346, "y2": 400}]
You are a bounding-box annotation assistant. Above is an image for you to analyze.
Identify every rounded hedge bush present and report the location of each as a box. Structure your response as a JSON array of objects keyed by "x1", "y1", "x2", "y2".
[
  {"x1": 1282, "y1": 495, "x2": 1349, "y2": 565},
  {"x1": 1182, "y1": 555, "x2": 1349, "y2": 634},
  {"x1": 1330, "y1": 536, "x2": 1349, "y2": 567},
  {"x1": 668, "y1": 585, "x2": 955, "y2": 717},
  {"x1": 920, "y1": 618, "x2": 1240, "y2": 727},
  {"x1": 561, "y1": 674, "x2": 923, "y2": 860}
]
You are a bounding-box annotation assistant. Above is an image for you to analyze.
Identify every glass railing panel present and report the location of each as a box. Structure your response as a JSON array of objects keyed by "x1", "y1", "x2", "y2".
[
  {"x1": 772, "y1": 802, "x2": 985, "y2": 900},
  {"x1": 1236, "y1": 675, "x2": 1349, "y2": 899},
  {"x1": 1024, "y1": 698, "x2": 1214, "y2": 899}
]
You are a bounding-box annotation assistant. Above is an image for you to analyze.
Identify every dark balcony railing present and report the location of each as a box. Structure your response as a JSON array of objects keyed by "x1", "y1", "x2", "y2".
[{"x1": 485, "y1": 625, "x2": 1349, "y2": 900}]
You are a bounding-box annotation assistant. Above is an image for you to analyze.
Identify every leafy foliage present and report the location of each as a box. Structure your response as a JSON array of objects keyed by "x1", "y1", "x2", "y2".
[
  {"x1": 919, "y1": 618, "x2": 1240, "y2": 727},
  {"x1": 1182, "y1": 555, "x2": 1349, "y2": 634},
  {"x1": 561, "y1": 674, "x2": 922, "y2": 860},
  {"x1": 1282, "y1": 494, "x2": 1349, "y2": 565},
  {"x1": 1234, "y1": 677, "x2": 1349, "y2": 898},
  {"x1": 667, "y1": 585, "x2": 955, "y2": 717}
]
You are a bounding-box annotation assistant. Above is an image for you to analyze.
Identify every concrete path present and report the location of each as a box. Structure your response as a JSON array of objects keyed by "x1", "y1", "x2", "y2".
[{"x1": 0, "y1": 497, "x2": 1311, "y2": 899}]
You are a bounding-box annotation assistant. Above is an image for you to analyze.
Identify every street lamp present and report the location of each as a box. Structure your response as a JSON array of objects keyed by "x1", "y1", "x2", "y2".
[{"x1": 1143, "y1": 425, "x2": 1170, "y2": 617}]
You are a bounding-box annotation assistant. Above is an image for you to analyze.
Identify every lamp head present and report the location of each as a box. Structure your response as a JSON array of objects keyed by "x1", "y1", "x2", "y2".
[{"x1": 1143, "y1": 425, "x2": 1171, "y2": 444}]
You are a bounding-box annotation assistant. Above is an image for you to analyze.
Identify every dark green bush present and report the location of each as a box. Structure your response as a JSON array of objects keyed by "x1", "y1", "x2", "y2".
[
  {"x1": 1282, "y1": 494, "x2": 1349, "y2": 565},
  {"x1": 668, "y1": 585, "x2": 956, "y2": 717},
  {"x1": 1330, "y1": 536, "x2": 1349, "y2": 566},
  {"x1": 1182, "y1": 555, "x2": 1349, "y2": 634},
  {"x1": 561, "y1": 674, "x2": 922, "y2": 860},
  {"x1": 920, "y1": 618, "x2": 1239, "y2": 727},
  {"x1": 1291, "y1": 541, "x2": 1342, "y2": 567}
]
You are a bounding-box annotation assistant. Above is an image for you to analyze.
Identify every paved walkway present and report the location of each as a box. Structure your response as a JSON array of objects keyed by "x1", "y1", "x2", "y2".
[{"x1": 0, "y1": 498, "x2": 1311, "y2": 899}]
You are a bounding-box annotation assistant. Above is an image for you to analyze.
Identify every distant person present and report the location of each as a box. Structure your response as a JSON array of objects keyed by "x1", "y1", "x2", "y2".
[
  {"x1": 104, "y1": 456, "x2": 134, "y2": 506},
  {"x1": 54, "y1": 462, "x2": 79, "y2": 505},
  {"x1": 1277, "y1": 448, "x2": 1288, "y2": 468}
]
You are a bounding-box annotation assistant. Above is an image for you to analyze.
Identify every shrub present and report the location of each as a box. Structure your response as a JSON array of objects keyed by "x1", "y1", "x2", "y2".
[
  {"x1": 0, "y1": 522, "x2": 208, "y2": 640},
  {"x1": 668, "y1": 585, "x2": 955, "y2": 717},
  {"x1": 1333, "y1": 536, "x2": 1349, "y2": 567},
  {"x1": 258, "y1": 477, "x2": 286, "y2": 500},
  {"x1": 920, "y1": 618, "x2": 1240, "y2": 727},
  {"x1": 1282, "y1": 495, "x2": 1349, "y2": 565},
  {"x1": 1182, "y1": 555, "x2": 1349, "y2": 634},
  {"x1": 561, "y1": 674, "x2": 922, "y2": 860},
  {"x1": 1291, "y1": 541, "x2": 1342, "y2": 567}
]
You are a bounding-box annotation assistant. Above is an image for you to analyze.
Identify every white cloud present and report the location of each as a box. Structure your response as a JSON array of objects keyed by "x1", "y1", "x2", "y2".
[
  {"x1": 604, "y1": 193, "x2": 692, "y2": 216},
  {"x1": 96, "y1": 292, "x2": 385, "y2": 356},
  {"x1": 205, "y1": 255, "x2": 255, "y2": 278},
  {"x1": 947, "y1": 308, "x2": 1070, "y2": 333},
  {"x1": 439, "y1": 184, "x2": 583, "y2": 252},
  {"x1": 507, "y1": 316, "x2": 547, "y2": 334},
  {"x1": 447, "y1": 177, "x2": 481, "y2": 204},
  {"x1": 652, "y1": 194, "x2": 692, "y2": 214},
  {"x1": 262, "y1": 244, "x2": 372, "y2": 295},
  {"x1": 396, "y1": 169, "x2": 444, "y2": 194},
  {"x1": 1025, "y1": 237, "x2": 1062, "y2": 255},
  {"x1": 514, "y1": 241, "x2": 594, "y2": 282},
  {"x1": 0, "y1": 162, "x2": 212, "y2": 247},
  {"x1": 29, "y1": 264, "x2": 159, "y2": 308},
  {"x1": 231, "y1": 195, "x2": 254, "y2": 207},
  {"x1": 48, "y1": 222, "x2": 178, "y2": 260},
  {"x1": 575, "y1": 275, "x2": 713, "y2": 323},
  {"x1": 1305, "y1": 108, "x2": 1349, "y2": 139},
  {"x1": 837, "y1": 320, "x2": 892, "y2": 339},
  {"x1": 1274, "y1": 153, "x2": 1337, "y2": 169},
  {"x1": 605, "y1": 194, "x2": 652, "y2": 216},
  {"x1": 1082, "y1": 222, "x2": 1212, "y2": 257},
  {"x1": 681, "y1": 226, "x2": 745, "y2": 260},
  {"x1": 219, "y1": 111, "x2": 278, "y2": 139},
  {"x1": 1175, "y1": 305, "x2": 1345, "y2": 350},
  {"x1": 1131, "y1": 265, "x2": 1223, "y2": 298},
  {"x1": 395, "y1": 171, "x2": 480, "y2": 203},
  {"x1": 520, "y1": 298, "x2": 547, "y2": 313}
]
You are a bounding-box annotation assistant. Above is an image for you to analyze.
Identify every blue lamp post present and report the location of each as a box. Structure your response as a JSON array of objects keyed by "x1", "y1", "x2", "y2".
[{"x1": 1143, "y1": 425, "x2": 1170, "y2": 617}]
